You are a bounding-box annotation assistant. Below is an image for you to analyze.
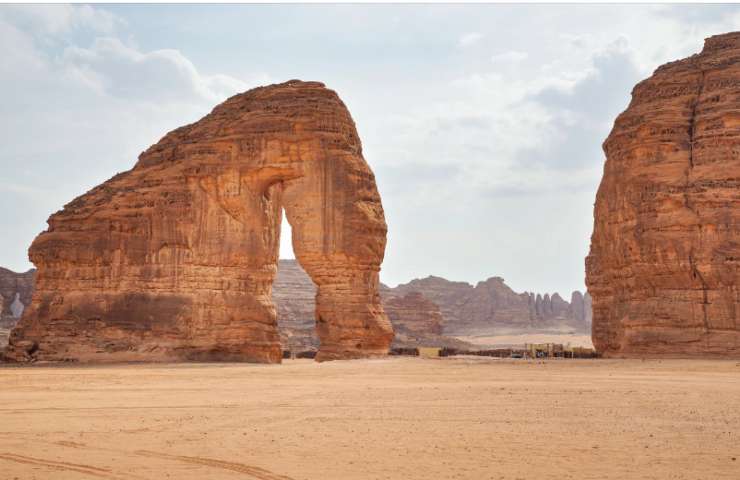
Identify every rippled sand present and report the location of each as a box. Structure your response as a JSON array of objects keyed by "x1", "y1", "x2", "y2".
[{"x1": 0, "y1": 357, "x2": 738, "y2": 479}]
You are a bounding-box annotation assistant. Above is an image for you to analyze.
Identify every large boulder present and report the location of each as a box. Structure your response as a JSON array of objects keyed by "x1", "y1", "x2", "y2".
[
  {"x1": 587, "y1": 33, "x2": 740, "y2": 357},
  {"x1": 5, "y1": 80, "x2": 392, "y2": 363}
]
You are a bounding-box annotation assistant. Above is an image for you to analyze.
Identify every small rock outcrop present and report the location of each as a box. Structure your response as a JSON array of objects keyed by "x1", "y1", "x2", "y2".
[
  {"x1": 587, "y1": 33, "x2": 740, "y2": 357},
  {"x1": 383, "y1": 291, "x2": 443, "y2": 337},
  {"x1": 5, "y1": 80, "x2": 393, "y2": 363}
]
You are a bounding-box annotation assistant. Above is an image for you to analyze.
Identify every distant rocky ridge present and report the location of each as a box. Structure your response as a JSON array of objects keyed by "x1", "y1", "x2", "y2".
[
  {"x1": 272, "y1": 259, "x2": 322, "y2": 352},
  {"x1": 384, "y1": 275, "x2": 592, "y2": 336},
  {"x1": 275, "y1": 260, "x2": 591, "y2": 349},
  {"x1": 275, "y1": 260, "x2": 476, "y2": 350}
]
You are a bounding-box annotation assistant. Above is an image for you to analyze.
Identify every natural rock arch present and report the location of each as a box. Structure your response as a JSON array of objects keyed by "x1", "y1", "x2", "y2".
[{"x1": 5, "y1": 80, "x2": 393, "y2": 363}]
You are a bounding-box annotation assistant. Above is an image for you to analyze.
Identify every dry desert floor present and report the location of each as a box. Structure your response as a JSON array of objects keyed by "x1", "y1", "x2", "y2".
[
  {"x1": 0, "y1": 357, "x2": 738, "y2": 480},
  {"x1": 457, "y1": 333, "x2": 594, "y2": 348}
]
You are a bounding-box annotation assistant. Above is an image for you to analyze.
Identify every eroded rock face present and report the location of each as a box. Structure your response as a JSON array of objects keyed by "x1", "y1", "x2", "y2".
[
  {"x1": 5, "y1": 80, "x2": 393, "y2": 363},
  {"x1": 274, "y1": 259, "x2": 316, "y2": 332},
  {"x1": 383, "y1": 291, "x2": 443, "y2": 337},
  {"x1": 587, "y1": 33, "x2": 740, "y2": 357},
  {"x1": 274, "y1": 259, "x2": 320, "y2": 353},
  {"x1": 391, "y1": 275, "x2": 591, "y2": 336}
]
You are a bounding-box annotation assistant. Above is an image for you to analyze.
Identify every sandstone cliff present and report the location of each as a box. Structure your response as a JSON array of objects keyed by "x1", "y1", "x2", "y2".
[
  {"x1": 587, "y1": 33, "x2": 740, "y2": 357},
  {"x1": 5, "y1": 80, "x2": 393, "y2": 363}
]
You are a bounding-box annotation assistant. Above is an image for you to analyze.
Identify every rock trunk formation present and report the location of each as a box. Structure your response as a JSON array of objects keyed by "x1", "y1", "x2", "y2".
[
  {"x1": 587, "y1": 33, "x2": 740, "y2": 357},
  {"x1": 5, "y1": 80, "x2": 393, "y2": 363}
]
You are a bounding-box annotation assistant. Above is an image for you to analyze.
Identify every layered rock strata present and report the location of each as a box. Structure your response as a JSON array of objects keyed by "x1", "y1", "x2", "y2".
[
  {"x1": 273, "y1": 260, "x2": 320, "y2": 352},
  {"x1": 587, "y1": 33, "x2": 740, "y2": 357},
  {"x1": 5, "y1": 80, "x2": 393, "y2": 363},
  {"x1": 383, "y1": 291, "x2": 443, "y2": 337},
  {"x1": 390, "y1": 276, "x2": 592, "y2": 336}
]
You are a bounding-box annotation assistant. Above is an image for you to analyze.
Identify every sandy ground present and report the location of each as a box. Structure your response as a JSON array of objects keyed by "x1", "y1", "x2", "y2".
[
  {"x1": 457, "y1": 333, "x2": 594, "y2": 348},
  {"x1": 0, "y1": 357, "x2": 738, "y2": 480}
]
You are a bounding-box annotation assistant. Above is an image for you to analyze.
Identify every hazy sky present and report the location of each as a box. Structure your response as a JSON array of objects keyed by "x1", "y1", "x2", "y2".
[{"x1": 2, "y1": 4, "x2": 739, "y2": 296}]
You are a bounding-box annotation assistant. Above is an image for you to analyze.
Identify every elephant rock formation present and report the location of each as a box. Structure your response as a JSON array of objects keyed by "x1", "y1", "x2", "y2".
[
  {"x1": 5, "y1": 80, "x2": 393, "y2": 363},
  {"x1": 587, "y1": 33, "x2": 740, "y2": 357}
]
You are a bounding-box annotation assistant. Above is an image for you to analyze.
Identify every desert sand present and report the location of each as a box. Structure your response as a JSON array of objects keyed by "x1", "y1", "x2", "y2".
[
  {"x1": 457, "y1": 333, "x2": 594, "y2": 348},
  {"x1": 0, "y1": 357, "x2": 738, "y2": 480}
]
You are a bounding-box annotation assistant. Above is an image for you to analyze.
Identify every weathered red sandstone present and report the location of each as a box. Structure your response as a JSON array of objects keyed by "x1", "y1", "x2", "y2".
[
  {"x1": 5, "y1": 80, "x2": 393, "y2": 363},
  {"x1": 587, "y1": 33, "x2": 740, "y2": 357}
]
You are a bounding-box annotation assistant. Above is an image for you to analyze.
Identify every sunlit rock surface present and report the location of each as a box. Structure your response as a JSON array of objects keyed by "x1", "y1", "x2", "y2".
[
  {"x1": 587, "y1": 33, "x2": 740, "y2": 357},
  {"x1": 5, "y1": 80, "x2": 392, "y2": 363}
]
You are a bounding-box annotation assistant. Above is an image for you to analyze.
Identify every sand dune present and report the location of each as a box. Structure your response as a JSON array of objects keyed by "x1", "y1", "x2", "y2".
[{"x1": 0, "y1": 357, "x2": 738, "y2": 479}]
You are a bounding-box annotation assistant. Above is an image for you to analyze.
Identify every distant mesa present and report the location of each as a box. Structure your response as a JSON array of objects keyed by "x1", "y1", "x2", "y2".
[
  {"x1": 276, "y1": 260, "x2": 591, "y2": 352},
  {"x1": 4, "y1": 80, "x2": 392, "y2": 363},
  {"x1": 385, "y1": 275, "x2": 591, "y2": 337},
  {"x1": 587, "y1": 32, "x2": 740, "y2": 357}
]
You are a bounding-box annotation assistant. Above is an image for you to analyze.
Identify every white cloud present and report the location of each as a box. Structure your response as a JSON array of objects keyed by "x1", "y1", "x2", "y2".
[
  {"x1": 458, "y1": 31, "x2": 484, "y2": 47},
  {"x1": 0, "y1": 18, "x2": 47, "y2": 75},
  {"x1": 60, "y1": 37, "x2": 251, "y2": 104},
  {"x1": 0, "y1": 4, "x2": 267, "y2": 275},
  {"x1": 0, "y1": 179, "x2": 43, "y2": 196},
  {"x1": 491, "y1": 50, "x2": 528, "y2": 64},
  {"x1": 5, "y1": 3, "x2": 740, "y2": 295},
  {"x1": 3, "y1": 4, "x2": 123, "y2": 35}
]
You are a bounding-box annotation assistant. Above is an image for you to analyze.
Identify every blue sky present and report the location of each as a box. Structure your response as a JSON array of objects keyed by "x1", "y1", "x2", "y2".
[{"x1": 2, "y1": 4, "x2": 739, "y2": 296}]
